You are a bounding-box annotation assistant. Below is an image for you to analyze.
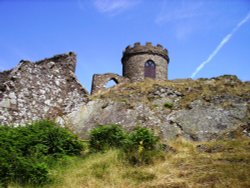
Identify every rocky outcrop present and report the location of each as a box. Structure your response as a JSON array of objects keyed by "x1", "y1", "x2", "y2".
[
  {"x1": 60, "y1": 75, "x2": 250, "y2": 141},
  {"x1": 1, "y1": 57, "x2": 249, "y2": 142},
  {"x1": 0, "y1": 52, "x2": 89, "y2": 125},
  {"x1": 167, "y1": 97, "x2": 248, "y2": 140}
]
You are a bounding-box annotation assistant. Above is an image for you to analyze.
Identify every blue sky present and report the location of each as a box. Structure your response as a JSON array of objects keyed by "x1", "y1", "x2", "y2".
[{"x1": 0, "y1": 0, "x2": 249, "y2": 91}]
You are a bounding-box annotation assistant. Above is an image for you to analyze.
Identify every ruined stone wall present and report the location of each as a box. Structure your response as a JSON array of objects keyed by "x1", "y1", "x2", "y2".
[
  {"x1": 0, "y1": 52, "x2": 89, "y2": 125},
  {"x1": 91, "y1": 73, "x2": 130, "y2": 94},
  {"x1": 122, "y1": 42, "x2": 169, "y2": 82}
]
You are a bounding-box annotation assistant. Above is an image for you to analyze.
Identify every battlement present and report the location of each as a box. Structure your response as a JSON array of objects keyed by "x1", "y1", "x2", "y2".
[{"x1": 122, "y1": 42, "x2": 169, "y2": 63}]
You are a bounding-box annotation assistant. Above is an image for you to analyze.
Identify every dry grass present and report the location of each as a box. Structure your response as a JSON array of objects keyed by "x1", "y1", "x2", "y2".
[
  {"x1": 19, "y1": 137, "x2": 248, "y2": 188},
  {"x1": 90, "y1": 76, "x2": 250, "y2": 110}
]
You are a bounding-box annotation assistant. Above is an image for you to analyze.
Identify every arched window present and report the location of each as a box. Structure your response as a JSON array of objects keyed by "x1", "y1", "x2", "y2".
[
  {"x1": 144, "y1": 60, "x2": 156, "y2": 79},
  {"x1": 105, "y1": 78, "x2": 118, "y2": 88}
]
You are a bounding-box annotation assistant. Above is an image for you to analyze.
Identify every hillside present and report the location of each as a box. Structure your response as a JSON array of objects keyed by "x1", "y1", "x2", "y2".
[
  {"x1": 3, "y1": 75, "x2": 250, "y2": 188},
  {"x1": 61, "y1": 75, "x2": 250, "y2": 141},
  {"x1": 9, "y1": 138, "x2": 249, "y2": 188}
]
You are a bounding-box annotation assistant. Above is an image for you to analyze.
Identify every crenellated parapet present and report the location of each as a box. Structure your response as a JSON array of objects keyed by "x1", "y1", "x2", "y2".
[
  {"x1": 121, "y1": 42, "x2": 169, "y2": 82},
  {"x1": 122, "y1": 42, "x2": 169, "y2": 63}
]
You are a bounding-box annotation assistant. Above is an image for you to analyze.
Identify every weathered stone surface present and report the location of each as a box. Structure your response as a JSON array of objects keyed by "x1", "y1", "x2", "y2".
[
  {"x1": 60, "y1": 99, "x2": 165, "y2": 138},
  {"x1": 90, "y1": 42, "x2": 169, "y2": 93},
  {"x1": 1, "y1": 44, "x2": 249, "y2": 143},
  {"x1": 91, "y1": 73, "x2": 130, "y2": 94},
  {"x1": 0, "y1": 52, "x2": 89, "y2": 125},
  {"x1": 60, "y1": 76, "x2": 250, "y2": 141},
  {"x1": 122, "y1": 42, "x2": 169, "y2": 82},
  {"x1": 167, "y1": 98, "x2": 248, "y2": 141}
]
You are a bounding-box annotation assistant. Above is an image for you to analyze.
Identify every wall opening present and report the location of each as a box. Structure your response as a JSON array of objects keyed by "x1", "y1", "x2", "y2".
[
  {"x1": 105, "y1": 78, "x2": 118, "y2": 88},
  {"x1": 144, "y1": 60, "x2": 156, "y2": 79}
]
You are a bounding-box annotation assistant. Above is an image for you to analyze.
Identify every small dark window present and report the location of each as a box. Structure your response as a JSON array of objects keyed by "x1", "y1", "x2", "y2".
[{"x1": 144, "y1": 60, "x2": 156, "y2": 79}]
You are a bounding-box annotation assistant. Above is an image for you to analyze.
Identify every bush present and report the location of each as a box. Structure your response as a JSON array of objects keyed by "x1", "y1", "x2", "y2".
[
  {"x1": 23, "y1": 120, "x2": 83, "y2": 156},
  {"x1": 10, "y1": 157, "x2": 49, "y2": 185},
  {"x1": 89, "y1": 124, "x2": 126, "y2": 152},
  {"x1": 89, "y1": 125, "x2": 162, "y2": 165},
  {"x1": 122, "y1": 127, "x2": 160, "y2": 165},
  {"x1": 0, "y1": 120, "x2": 84, "y2": 187},
  {"x1": 164, "y1": 102, "x2": 173, "y2": 109}
]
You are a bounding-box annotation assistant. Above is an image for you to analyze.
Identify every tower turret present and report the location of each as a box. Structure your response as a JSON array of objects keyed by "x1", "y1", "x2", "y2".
[{"x1": 121, "y1": 42, "x2": 169, "y2": 82}]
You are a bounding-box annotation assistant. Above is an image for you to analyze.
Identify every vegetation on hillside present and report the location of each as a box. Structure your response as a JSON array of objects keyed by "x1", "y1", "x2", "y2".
[
  {"x1": 40, "y1": 137, "x2": 250, "y2": 188},
  {"x1": 1, "y1": 122, "x2": 249, "y2": 188},
  {"x1": 91, "y1": 75, "x2": 250, "y2": 109},
  {"x1": 0, "y1": 120, "x2": 84, "y2": 187},
  {"x1": 89, "y1": 125, "x2": 162, "y2": 165}
]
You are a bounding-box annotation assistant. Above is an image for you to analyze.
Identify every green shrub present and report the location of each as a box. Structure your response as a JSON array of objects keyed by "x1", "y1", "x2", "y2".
[
  {"x1": 163, "y1": 102, "x2": 173, "y2": 109},
  {"x1": 89, "y1": 125, "x2": 162, "y2": 165},
  {"x1": 19, "y1": 120, "x2": 83, "y2": 157},
  {"x1": 122, "y1": 127, "x2": 160, "y2": 165},
  {"x1": 0, "y1": 120, "x2": 84, "y2": 187},
  {"x1": 89, "y1": 124, "x2": 126, "y2": 152},
  {"x1": 11, "y1": 157, "x2": 49, "y2": 185}
]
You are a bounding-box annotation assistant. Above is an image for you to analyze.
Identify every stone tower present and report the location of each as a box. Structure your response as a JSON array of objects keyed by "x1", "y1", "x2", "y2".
[{"x1": 121, "y1": 42, "x2": 170, "y2": 82}]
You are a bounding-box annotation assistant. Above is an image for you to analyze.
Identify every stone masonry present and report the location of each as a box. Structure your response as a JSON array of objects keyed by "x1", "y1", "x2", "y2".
[
  {"x1": 91, "y1": 73, "x2": 130, "y2": 94},
  {"x1": 0, "y1": 42, "x2": 169, "y2": 124},
  {"x1": 122, "y1": 42, "x2": 169, "y2": 81},
  {"x1": 0, "y1": 52, "x2": 89, "y2": 125},
  {"x1": 91, "y1": 42, "x2": 170, "y2": 93}
]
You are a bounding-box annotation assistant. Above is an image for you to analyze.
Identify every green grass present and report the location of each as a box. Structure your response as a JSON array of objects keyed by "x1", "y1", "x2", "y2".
[{"x1": 10, "y1": 137, "x2": 250, "y2": 188}]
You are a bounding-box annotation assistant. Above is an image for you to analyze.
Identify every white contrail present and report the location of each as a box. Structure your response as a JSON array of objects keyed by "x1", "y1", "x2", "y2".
[{"x1": 191, "y1": 12, "x2": 250, "y2": 78}]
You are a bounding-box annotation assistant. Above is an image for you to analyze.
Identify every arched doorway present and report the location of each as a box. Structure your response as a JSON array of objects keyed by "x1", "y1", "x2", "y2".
[{"x1": 144, "y1": 60, "x2": 156, "y2": 79}]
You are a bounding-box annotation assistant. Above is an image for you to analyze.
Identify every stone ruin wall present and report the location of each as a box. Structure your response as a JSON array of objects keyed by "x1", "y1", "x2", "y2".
[
  {"x1": 91, "y1": 73, "x2": 130, "y2": 94},
  {"x1": 0, "y1": 52, "x2": 89, "y2": 125}
]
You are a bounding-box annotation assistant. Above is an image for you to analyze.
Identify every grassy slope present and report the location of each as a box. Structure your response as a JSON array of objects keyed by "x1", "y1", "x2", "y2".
[
  {"x1": 13, "y1": 137, "x2": 248, "y2": 188},
  {"x1": 91, "y1": 76, "x2": 250, "y2": 111},
  {"x1": 48, "y1": 77, "x2": 249, "y2": 187}
]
